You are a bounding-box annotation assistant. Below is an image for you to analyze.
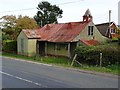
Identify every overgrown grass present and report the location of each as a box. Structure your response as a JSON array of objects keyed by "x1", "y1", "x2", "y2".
[
  {"x1": 0, "y1": 52, "x2": 2, "y2": 55},
  {"x1": 2, "y1": 53, "x2": 35, "y2": 61},
  {"x1": 77, "y1": 65, "x2": 119, "y2": 75},
  {"x1": 2, "y1": 52, "x2": 71, "y2": 66},
  {"x1": 2, "y1": 52, "x2": 119, "y2": 75}
]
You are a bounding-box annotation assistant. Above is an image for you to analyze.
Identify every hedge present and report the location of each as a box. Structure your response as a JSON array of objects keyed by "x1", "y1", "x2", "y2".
[
  {"x1": 75, "y1": 45, "x2": 120, "y2": 66},
  {"x1": 3, "y1": 40, "x2": 17, "y2": 53},
  {"x1": 118, "y1": 38, "x2": 120, "y2": 45}
]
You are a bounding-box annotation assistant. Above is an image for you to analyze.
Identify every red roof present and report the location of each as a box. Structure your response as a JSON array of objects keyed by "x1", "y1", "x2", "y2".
[
  {"x1": 22, "y1": 20, "x2": 91, "y2": 43},
  {"x1": 80, "y1": 39, "x2": 100, "y2": 46},
  {"x1": 37, "y1": 21, "x2": 90, "y2": 42},
  {"x1": 23, "y1": 29, "x2": 41, "y2": 39}
]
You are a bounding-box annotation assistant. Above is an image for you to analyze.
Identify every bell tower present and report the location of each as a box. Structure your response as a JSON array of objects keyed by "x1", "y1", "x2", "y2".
[{"x1": 83, "y1": 9, "x2": 93, "y2": 22}]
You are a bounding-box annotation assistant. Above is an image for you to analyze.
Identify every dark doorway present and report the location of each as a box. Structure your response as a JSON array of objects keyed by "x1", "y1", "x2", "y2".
[{"x1": 38, "y1": 41, "x2": 45, "y2": 56}]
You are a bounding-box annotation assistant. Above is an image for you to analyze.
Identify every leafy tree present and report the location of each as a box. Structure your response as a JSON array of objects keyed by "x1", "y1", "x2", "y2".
[
  {"x1": 1, "y1": 15, "x2": 17, "y2": 40},
  {"x1": 34, "y1": 1, "x2": 63, "y2": 26},
  {"x1": 1, "y1": 15, "x2": 38, "y2": 40},
  {"x1": 0, "y1": 15, "x2": 17, "y2": 28},
  {"x1": 15, "y1": 16, "x2": 38, "y2": 39},
  {"x1": 16, "y1": 16, "x2": 38, "y2": 30}
]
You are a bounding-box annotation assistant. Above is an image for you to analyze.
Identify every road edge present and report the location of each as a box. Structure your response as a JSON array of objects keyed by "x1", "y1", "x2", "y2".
[{"x1": 2, "y1": 56, "x2": 119, "y2": 79}]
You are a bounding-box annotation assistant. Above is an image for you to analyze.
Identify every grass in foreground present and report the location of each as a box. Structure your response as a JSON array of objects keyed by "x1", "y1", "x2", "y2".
[
  {"x1": 2, "y1": 52, "x2": 119, "y2": 75},
  {"x1": 77, "y1": 65, "x2": 119, "y2": 75}
]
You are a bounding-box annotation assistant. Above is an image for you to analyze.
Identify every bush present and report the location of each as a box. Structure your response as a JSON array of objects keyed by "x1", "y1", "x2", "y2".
[
  {"x1": 3, "y1": 40, "x2": 17, "y2": 53},
  {"x1": 75, "y1": 45, "x2": 120, "y2": 67},
  {"x1": 118, "y1": 38, "x2": 120, "y2": 45}
]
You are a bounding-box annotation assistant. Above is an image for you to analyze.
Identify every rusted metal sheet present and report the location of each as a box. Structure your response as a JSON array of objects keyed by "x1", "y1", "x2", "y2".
[
  {"x1": 80, "y1": 39, "x2": 99, "y2": 46},
  {"x1": 38, "y1": 21, "x2": 90, "y2": 42},
  {"x1": 23, "y1": 29, "x2": 41, "y2": 39},
  {"x1": 22, "y1": 21, "x2": 90, "y2": 43}
]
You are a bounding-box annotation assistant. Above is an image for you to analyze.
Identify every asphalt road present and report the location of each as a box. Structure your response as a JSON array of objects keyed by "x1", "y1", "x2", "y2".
[{"x1": 1, "y1": 57, "x2": 119, "y2": 88}]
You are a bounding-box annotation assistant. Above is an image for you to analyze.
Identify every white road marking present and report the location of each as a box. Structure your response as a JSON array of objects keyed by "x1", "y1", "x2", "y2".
[{"x1": 0, "y1": 71, "x2": 47, "y2": 88}]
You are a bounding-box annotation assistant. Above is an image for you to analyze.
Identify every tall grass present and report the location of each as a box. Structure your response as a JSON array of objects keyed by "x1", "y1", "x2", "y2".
[{"x1": 2, "y1": 52, "x2": 119, "y2": 75}]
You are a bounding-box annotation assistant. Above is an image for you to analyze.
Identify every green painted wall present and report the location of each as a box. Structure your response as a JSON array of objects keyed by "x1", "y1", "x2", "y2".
[
  {"x1": 17, "y1": 31, "x2": 37, "y2": 56},
  {"x1": 47, "y1": 43, "x2": 55, "y2": 55},
  {"x1": 56, "y1": 43, "x2": 68, "y2": 56},
  {"x1": 17, "y1": 31, "x2": 28, "y2": 55},
  {"x1": 27, "y1": 39, "x2": 37, "y2": 56},
  {"x1": 74, "y1": 21, "x2": 108, "y2": 42},
  {"x1": 47, "y1": 42, "x2": 69, "y2": 57}
]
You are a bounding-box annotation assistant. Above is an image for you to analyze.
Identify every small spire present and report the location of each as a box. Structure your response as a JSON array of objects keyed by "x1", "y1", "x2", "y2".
[
  {"x1": 83, "y1": 9, "x2": 92, "y2": 22},
  {"x1": 83, "y1": 9, "x2": 92, "y2": 18}
]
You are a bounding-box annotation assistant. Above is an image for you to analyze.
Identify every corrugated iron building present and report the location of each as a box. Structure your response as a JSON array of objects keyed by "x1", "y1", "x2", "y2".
[{"x1": 17, "y1": 9, "x2": 107, "y2": 58}]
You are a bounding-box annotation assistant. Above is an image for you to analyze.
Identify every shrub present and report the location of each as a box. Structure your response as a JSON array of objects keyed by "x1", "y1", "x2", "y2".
[
  {"x1": 112, "y1": 38, "x2": 118, "y2": 42},
  {"x1": 3, "y1": 40, "x2": 17, "y2": 53},
  {"x1": 75, "y1": 44, "x2": 120, "y2": 67},
  {"x1": 118, "y1": 38, "x2": 120, "y2": 45}
]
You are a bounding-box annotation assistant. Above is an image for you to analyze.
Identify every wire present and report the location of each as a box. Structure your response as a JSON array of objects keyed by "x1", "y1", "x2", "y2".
[
  {"x1": 57, "y1": 0, "x2": 84, "y2": 5},
  {"x1": 0, "y1": 8, "x2": 36, "y2": 13},
  {"x1": 0, "y1": 0, "x2": 84, "y2": 13}
]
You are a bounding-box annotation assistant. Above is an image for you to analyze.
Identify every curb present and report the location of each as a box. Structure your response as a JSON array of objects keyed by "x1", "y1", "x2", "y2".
[
  {"x1": 2, "y1": 56, "x2": 119, "y2": 78},
  {"x1": 2, "y1": 56, "x2": 52, "y2": 67},
  {"x1": 51, "y1": 65, "x2": 119, "y2": 79}
]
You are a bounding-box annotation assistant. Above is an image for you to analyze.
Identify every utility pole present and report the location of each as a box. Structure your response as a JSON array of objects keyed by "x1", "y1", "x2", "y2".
[
  {"x1": 108, "y1": 10, "x2": 111, "y2": 38},
  {"x1": 118, "y1": 1, "x2": 120, "y2": 25},
  {"x1": 109, "y1": 10, "x2": 111, "y2": 26}
]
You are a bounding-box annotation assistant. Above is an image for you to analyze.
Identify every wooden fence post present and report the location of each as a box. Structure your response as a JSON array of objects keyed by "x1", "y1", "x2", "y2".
[
  {"x1": 100, "y1": 53, "x2": 102, "y2": 67},
  {"x1": 71, "y1": 54, "x2": 77, "y2": 66}
]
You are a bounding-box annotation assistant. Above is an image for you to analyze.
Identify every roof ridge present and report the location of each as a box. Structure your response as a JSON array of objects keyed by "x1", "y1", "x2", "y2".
[{"x1": 95, "y1": 22, "x2": 113, "y2": 26}]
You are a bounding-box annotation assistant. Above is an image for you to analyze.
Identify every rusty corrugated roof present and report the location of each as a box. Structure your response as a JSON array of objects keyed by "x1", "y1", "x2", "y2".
[
  {"x1": 22, "y1": 29, "x2": 41, "y2": 39},
  {"x1": 38, "y1": 21, "x2": 90, "y2": 42},
  {"x1": 80, "y1": 39, "x2": 100, "y2": 46},
  {"x1": 22, "y1": 20, "x2": 91, "y2": 42}
]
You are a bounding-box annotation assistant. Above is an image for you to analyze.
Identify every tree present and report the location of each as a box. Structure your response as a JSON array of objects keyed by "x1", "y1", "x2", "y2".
[
  {"x1": 1, "y1": 15, "x2": 17, "y2": 40},
  {"x1": 34, "y1": 1, "x2": 63, "y2": 26},
  {"x1": 0, "y1": 15, "x2": 17, "y2": 28},
  {"x1": 16, "y1": 16, "x2": 38, "y2": 30},
  {"x1": 1, "y1": 15, "x2": 38, "y2": 40}
]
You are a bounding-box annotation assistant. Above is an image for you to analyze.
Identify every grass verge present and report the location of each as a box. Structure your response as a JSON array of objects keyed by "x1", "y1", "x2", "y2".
[{"x1": 2, "y1": 52, "x2": 119, "y2": 75}]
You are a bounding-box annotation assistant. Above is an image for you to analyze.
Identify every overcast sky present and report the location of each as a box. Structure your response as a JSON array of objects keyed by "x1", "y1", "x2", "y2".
[{"x1": 0, "y1": 0, "x2": 119, "y2": 24}]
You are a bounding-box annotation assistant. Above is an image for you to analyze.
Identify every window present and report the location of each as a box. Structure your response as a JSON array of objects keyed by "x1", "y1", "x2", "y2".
[
  {"x1": 88, "y1": 26, "x2": 94, "y2": 36},
  {"x1": 111, "y1": 29, "x2": 115, "y2": 34}
]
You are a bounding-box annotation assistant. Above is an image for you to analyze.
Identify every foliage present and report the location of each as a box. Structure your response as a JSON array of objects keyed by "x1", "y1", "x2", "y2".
[
  {"x1": 0, "y1": 15, "x2": 17, "y2": 28},
  {"x1": 116, "y1": 26, "x2": 120, "y2": 37},
  {"x1": 1, "y1": 15, "x2": 17, "y2": 40},
  {"x1": 77, "y1": 65, "x2": 119, "y2": 75},
  {"x1": 116, "y1": 26, "x2": 120, "y2": 45},
  {"x1": 34, "y1": 1, "x2": 63, "y2": 26},
  {"x1": 75, "y1": 43, "x2": 120, "y2": 66},
  {"x1": 0, "y1": 30, "x2": 2, "y2": 52},
  {"x1": 2, "y1": 40, "x2": 17, "y2": 53},
  {"x1": 1, "y1": 15, "x2": 38, "y2": 40},
  {"x1": 16, "y1": 15, "x2": 38, "y2": 30},
  {"x1": 2, "y1": 52, "x2": 119, "y2": 75},
  {"x1": 118, "y1": 38, "x2": 120, "y2": 45}
]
